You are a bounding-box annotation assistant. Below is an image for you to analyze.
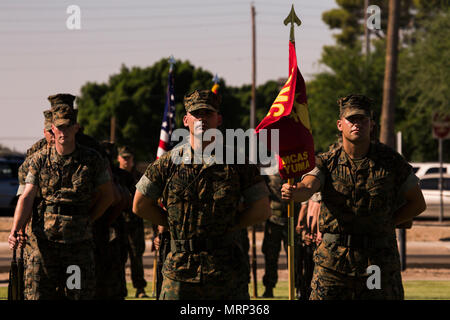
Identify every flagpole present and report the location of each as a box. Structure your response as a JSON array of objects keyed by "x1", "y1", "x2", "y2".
[
  {"x1": 287, "y1": 178, "x2": 296, "y2": 300},
  {"x1": 284, "y1": 4, "x2": 302, "y2": 301},
  {"x1": 250, "y1": 3, "x2": 258, "y2": 299}
]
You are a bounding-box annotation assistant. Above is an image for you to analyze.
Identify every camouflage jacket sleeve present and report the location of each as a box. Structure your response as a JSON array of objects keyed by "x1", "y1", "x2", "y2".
[
  {"x1": 237, "y1": 164, "x2": 269, "y2": 204},
  {"x1": 135, "y1": 156, "x2": 169, "y2": 201},
  {"x1": 24, "y1": 150, "x2": 44, "y2": 186},
  {"x1": 302, "y1": 155, "x2": 326, "y2": 190},
  {"x1": 16, "y1": 157, "x2": 31, "y2": 195}
]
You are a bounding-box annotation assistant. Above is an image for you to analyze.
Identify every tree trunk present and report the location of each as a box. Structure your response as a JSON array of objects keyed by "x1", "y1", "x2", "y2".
[{"x1": 379, "y1": 0, "x2": 400, "y2": 148}]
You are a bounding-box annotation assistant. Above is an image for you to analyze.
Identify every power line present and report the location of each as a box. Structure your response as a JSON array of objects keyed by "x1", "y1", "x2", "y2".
[
  {"x1": 0, "y1": 2, "x2": 328, "y2": 11},
  {"x1": 0, "y1": 12, "x2": 252, "y2": 23},
  {"x1": 0, "y1": 137, "x2": 41, "y2": 141},
  {"x1": 0, "y1": 20, "x2": 251, "y2": 34}
]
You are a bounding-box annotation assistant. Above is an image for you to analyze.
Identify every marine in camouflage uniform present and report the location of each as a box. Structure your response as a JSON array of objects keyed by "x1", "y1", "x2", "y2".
[
  {"x1": 281, "y1": 94, "x2": 426, "y2": 300},
  {"x1": 15, "y1": 110, "x2": 54, "y2": 297},
  {"x1": 9, "y1": 95, "x2": 114, "y2": 300},
  {"x1": 117, "y1": 146, "x2": 148, "y2": 298},
  {"x1": 133, "y1": 89, "x2": 270, "y2": 300}
]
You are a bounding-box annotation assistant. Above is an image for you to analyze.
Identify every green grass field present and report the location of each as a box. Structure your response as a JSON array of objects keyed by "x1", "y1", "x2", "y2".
[{"x1": 1, "y1": 281, "x2": 450, "y2": 300}]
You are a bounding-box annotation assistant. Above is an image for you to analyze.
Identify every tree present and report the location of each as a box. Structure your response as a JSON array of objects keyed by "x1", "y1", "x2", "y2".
[
  {"x1": 397, "y1": 9, "x2": 450, "y2": 162},
  {"x1": 77, "y1": 59, "x2": 255, "y2": 161},
  {"x1": 308, "y1": 0, "x2": 448, "y2": 158},
  {"x1": 78, "y1": 60, "x2": 209, "y2": 161},
  {"x1": 306, "y1": 41, "x2": 386, "y2": 152},
  {"x1": 379, "y1": 0, "x2": 400, "y2": 149},
  {"x1": 322, "y1": 0, "x2": 445, "y2": 47}
]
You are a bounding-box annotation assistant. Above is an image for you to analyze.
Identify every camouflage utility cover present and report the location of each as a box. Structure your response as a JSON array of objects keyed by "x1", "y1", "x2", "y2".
[
  {"x1": 43, "y1": 110, "x2": 53, "y2": 130},
  {"x1": 136, "y1": 143, "x2": 269, "y2": 284},
  {"x1": 52, "y1": 105, "x2": 76, "y2": 126},
  {"x1": 306, "y1": 142, "x2": 419, "y2": 276},
  {"x1": 48, "y1": 93, "x2": 76, "y2": 109},
  {"x1": 338, "y1": 94, "x2": 372, "y2": 119},
  {"x1": 25, "y1": 144, "x2": 110, "y2": 243},
  {"x1": 184, "y1": 89, "x2": 221, "y2": 113}
]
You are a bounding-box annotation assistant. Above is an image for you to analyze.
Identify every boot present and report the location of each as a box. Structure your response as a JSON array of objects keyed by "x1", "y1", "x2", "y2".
[
  {"x1": 135, "y1": 288, "x2": 149, "y2": 298},
  {"x1": 262, "y1": 286, "x2": 274, "y2": 298}
]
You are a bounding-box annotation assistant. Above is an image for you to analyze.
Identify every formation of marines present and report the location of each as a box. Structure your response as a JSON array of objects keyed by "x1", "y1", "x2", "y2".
[{"x1": 8, "y1": 90, "x2": 427, "y2": 300}]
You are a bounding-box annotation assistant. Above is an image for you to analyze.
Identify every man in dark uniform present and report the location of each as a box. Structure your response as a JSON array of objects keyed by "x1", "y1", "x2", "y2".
[
  {"x1": 261, "y1": 173, "x2": 300, "y2": 298},
  {"x1": 117, "y1": 145, "x2": 148, "y2": 298},
  {"x1": 282, "y1": 94, "x2": 426, "y2": 300},
  {"x1": 93, "y1": 141, "x2": 129, "y2": 300},
  {"x1": 133, "y1": 89, "x2": 271, "y2": 300}
]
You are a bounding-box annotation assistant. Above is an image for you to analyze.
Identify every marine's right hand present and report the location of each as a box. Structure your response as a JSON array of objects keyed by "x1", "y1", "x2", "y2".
[
  {"x1": 8, "y1": 231, "x2": 27, "y2": 250},
  {"x1": 153, "y1": 234, "x2": 161, "y2": 251},
  {"x1": 8, "y1": 232, "x2": 17, "y2": 250},
  {"x1": 281, "y1": 183, "x2": 296, "y2": 201}
]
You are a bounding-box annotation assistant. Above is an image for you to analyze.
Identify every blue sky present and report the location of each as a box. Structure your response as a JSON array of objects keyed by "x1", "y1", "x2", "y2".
[{"x1": 0, "y1": 0, "x2": 338, "y2": 152}]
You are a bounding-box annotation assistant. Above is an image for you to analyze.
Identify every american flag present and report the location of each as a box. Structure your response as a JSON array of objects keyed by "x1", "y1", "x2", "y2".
[{"x1": 156, "y1": 57, "x2": 176, "y2": 159}]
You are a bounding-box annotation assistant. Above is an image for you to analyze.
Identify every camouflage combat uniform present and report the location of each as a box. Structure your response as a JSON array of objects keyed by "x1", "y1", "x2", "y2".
[
  {"x1": 136, "y1": 143, "x2": 269, "y2": 300},
  {"x1": 305, "y1": 142, "x2": 419, "y2": 300},
  {"x1": 24, "y1": 139, "x2": 110, "y2": 300}
]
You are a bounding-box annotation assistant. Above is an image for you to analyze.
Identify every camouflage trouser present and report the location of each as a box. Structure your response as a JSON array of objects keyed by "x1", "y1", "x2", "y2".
[
  {"x1": 160, "y1": 241, "x2": 250, "y2": 300},
  {"x1": 124, "y1": 214, "x2": 147, "y2": 289},
  {"x1": 310, "y1": 264, "x2": 404, "y2": 300},
  {"x1": 160, "y1": 275, "x2": 250, "y2": 300},
  {"x1": 24, "y1": 234, "x2": 95, "y2": 300},
  {"x1": 262, "y1": 220, "x2": 288, "y2": 288}
]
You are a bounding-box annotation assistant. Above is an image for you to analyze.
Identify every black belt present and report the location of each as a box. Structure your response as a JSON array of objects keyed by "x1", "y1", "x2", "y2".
[
  {"x1": 43, "y1": 203, "x2": 87, "y2": 216},
  {"x1": 170, "y1": 234, "x2": 234, "y2": 253},
  {"x1": 323, "y1": 233, "x2": 390, "y2": 249}
]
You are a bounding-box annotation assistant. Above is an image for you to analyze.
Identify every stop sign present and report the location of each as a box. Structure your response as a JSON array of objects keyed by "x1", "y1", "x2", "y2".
[{"x1": 432, "y1": 111, "x2": 450, "y2": 140}]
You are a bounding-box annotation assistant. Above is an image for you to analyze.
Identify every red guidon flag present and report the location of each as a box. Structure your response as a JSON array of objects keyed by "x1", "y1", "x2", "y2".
[{"x1": 255, "y1": 41, "x2": 315, "y2": 179}]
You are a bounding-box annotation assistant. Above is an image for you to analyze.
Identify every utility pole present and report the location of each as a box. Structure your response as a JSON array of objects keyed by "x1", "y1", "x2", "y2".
[
  {"x1": 250, "y1": 2, "x2": 258, "y2": 299},
  {"x1": 110, "y1": 116, "x2": 116, "y2": 143},
  {"x1": 251, "y1": 4, "x2": 256, "y2": 130},
  {"x1": 363, "y1": 0, "x2": 371, "y2": 93},
  {"x1": 380, "y1": 0, "x2": 404, "y2": 270},
  {"x1": 380, "y1": 0, "x2": 400, "y2": 147},
  {"x1": 397, "y1": 132, "x2": 407, "y2": 271},
  {"x1": 364, "y1": 0, "x2": 371, "y2": 59}
]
